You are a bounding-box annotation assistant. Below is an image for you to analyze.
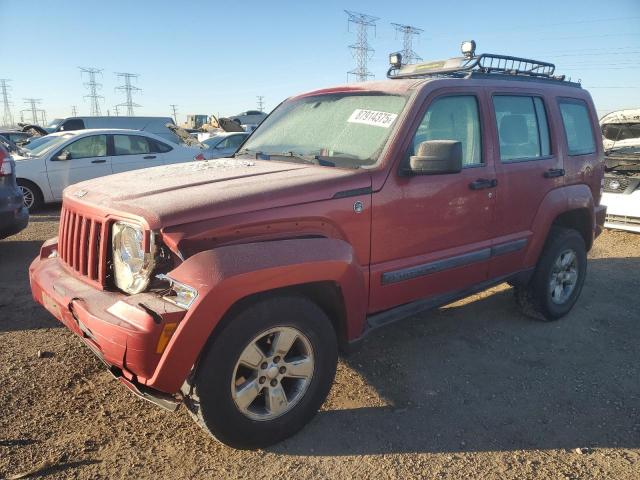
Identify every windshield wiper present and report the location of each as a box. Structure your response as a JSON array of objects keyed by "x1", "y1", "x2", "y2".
[{"x1": 281, "y1": 151, "x2": 336, "y2": 167}]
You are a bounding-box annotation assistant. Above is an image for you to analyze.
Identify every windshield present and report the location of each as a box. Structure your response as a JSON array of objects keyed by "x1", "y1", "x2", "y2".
[
  {"x1": 47, "y1": 118, "x2": 64, "y2": 129},
  {"x1": 238, "y1": 92, "x2": 407, "y2": 168},
  {"x1": 23, "y1": 134, "x2": 71, "y2": 156}
]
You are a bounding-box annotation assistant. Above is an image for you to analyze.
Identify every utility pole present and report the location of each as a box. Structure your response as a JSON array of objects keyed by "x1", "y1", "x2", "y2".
[
  {"x1": 115, "y1": 72, "x2": 141, "y2": 116},
  {"x1": 23, "y1": 98, "x2": 42, "y2": 124},
  {"x1": 170, "y1": 104, "x2": 178, "y2": 123},
  {"x1": 1, "y1": 79, "x2": 14, "y2": 127},
  {"x1": 257, "y1": 96, "x2": 265, "y2": 112},
  {"x1": 71, "y1": 105, "x2": 78, "y2": 116},
  {"x1": 345, "y1": 10, "x2": 379, "y2": 82},
  {"x1": 79, "y1": 67, "x2": 104, "y2": 116},
  {"x1": 391, "y1": 23, "x2": 423, "y2": 65}
]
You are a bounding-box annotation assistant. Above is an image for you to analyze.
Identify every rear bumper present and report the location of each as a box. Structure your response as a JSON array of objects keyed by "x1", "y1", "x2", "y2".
[
  {"x1": 29, "y1": 238, "x2": 186, "y2": 396},
  {"x1": 0, "y1": 204, "x2": 28, "y2": 238}
]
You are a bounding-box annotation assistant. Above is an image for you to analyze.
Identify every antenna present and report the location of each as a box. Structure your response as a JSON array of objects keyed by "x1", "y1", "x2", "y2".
[
  {"x1": 344, "y1": 10, "x2": 379, "y2": 82},
  {"x1": 257, "y1": 96, "x2": 265, "y2": 112},
  {"x1": 1, "y1": 79, "x2": 14, "y2": 127},
  {"x1": 170, "y1": 104, "x2": 178, "y2": 123},
  {"x1": 23, "y1": 98, "x2": 42, "y2": 124},
  {"x1": 79, "y1": 67, "x2": 104, "y2": 116},
  {"x1": 391, "y1": 23, "x2": 423, "y2": 65},
  {"x1": 115, "y1": 72, "x2": 142, "y2": 116}
]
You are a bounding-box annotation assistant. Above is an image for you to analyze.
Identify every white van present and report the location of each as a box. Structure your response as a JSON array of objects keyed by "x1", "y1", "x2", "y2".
[{"x1": 48, "y1": 116, "x2": 180, "y2": 143}]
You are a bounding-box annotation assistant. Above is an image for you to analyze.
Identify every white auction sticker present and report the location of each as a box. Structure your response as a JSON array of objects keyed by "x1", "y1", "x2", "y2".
[{"x1": 348, "y1": 109, "x2": 398, "y2": 128}]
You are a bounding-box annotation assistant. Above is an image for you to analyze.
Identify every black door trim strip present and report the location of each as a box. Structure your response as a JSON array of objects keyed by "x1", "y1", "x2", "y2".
[
  {"x1": 332, "y1": 186, "x2": 373, "y2": 199},
  {"x1": 381, "y1": 238, "x2": 527, "y2": 285}
]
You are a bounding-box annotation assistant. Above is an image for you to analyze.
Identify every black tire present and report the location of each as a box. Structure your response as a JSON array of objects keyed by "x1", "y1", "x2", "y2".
[
  {"x1": 515, "y1": 227, "x2": 587, "y2": 321},
  {"x1": 16, "y1": 179, "x2": 44, "y2": 212},
  {"x1": 185, "y1": 295, "x2": 338, "y2": 449}
]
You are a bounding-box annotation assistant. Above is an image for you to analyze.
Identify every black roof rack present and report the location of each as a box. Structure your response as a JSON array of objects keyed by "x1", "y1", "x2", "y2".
[{"x1": 388, "y1": 53, "x2": 569, "y2": 83}]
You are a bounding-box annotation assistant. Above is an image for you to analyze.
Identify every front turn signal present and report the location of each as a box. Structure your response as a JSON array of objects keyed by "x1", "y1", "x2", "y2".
[{"x1": 156, "y1": 323, "x2": 178, "y2": 354}]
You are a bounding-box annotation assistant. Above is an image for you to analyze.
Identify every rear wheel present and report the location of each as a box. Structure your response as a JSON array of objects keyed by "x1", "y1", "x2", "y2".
[
  {"x1": 185, "y1": 295, "x2": 338, "y2": 449},
  {"x1": 16, "y1": 179, "x2": 43, "y2": 211},
  {"x1": 515, "y1": 227, "x2": 587, "y2": 321}
]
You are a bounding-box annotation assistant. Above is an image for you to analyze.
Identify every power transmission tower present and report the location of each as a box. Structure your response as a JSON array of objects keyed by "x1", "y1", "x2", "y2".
[
  {"x1": 79, "y1": 67, "x2": 104, "y2": 116},
  {"x1": 71, "y1": 105, "x2": 78, "y2": 116},
  {"x1": 115, "y1": 72, "x2": 141, "y2": 116},
  {"x1": 39, "y1": 110, "x2": 47, "y2": 125},
  {"x1": 170, "y1": 104, "x2": 178, "y2": 123},
  {"x1": 23, "y1": 98, "x2": 42, "y2": 124},
  {"x1": 256, "y1": 96, "x2": 265, "y2": 112},
  {"x1": 113, "y1": 105, "x2": 120, "y2": 116},
  {"x1": 344, "y1": 10, "x2": 379, "y2": 82},
  {"x1": 1, "y1": 79, "x2": 15, "y2": 127},
  {"x1": 391, "y1": 23, "x2": 424, "y2": 65}
]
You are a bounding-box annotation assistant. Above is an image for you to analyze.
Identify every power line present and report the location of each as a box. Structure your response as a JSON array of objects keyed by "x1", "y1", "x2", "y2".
[
  {"x1": 0, "y1": 79, "x2": 14, "y2": 127},
  {"x1": 256, "y1": 96, "x2": 265, "y2": 112},
  {"x1": 115, "y1": 72, "x2": 141, "y2": 116},
  {"x1": 170, "y1": 104, "x2": 178, "y2": 123},
  {"x1": 22, "y1": 98, "x2": 42, "y2": 125},
  {"x1": 79, "y1": 67, "x2": 104, "y2": 116},
  {"x1": 345, "y1": 10, "x2": 379, "y2": 82},
  {"x1": 391, "y1": 23, "x2": 423, "y2": 65}
]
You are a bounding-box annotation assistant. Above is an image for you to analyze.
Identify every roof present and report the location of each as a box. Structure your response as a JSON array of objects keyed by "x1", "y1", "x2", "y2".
[{"x1": 293, "y1": 78, "x2": 423, "y2": 99}]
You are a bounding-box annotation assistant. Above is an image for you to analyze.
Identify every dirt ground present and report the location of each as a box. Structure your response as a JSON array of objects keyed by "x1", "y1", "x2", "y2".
[{"x1": 0, "y1": 206, "x2": 638, "y2": 479}]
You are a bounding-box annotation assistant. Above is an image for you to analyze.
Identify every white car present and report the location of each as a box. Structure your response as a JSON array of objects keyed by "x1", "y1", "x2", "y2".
[
  {"x1": 228, "y1": 110, "x2": 267, "y2": 126},
  {"x1": 15, "y1": 129, "x2": 206, "y2": 210},
  {"x1": 600, "y1": 109, "x2": 640, "y2": 233}
]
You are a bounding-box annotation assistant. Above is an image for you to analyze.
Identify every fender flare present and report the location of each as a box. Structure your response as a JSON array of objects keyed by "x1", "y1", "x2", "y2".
[
  {"x1": 146, "y1": 237, "x2": 368, "y2": 393},
  {"x1": 524, "y1": 184, "x2": 594, "y2": 266}
]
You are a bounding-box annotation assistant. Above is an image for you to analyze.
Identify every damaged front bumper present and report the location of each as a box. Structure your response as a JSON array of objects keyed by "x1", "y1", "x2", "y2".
[{"x1": 29, "y1": 237, "x2": 187, "y2": 410}]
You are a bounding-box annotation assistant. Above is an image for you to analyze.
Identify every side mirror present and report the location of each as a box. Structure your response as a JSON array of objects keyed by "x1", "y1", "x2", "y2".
[
  {"x1": 406, "y1": 140, "x2": 462, "y2": 175},
  {"x1": 54, "y1": 150, "x2": 71, "y2": 161}
]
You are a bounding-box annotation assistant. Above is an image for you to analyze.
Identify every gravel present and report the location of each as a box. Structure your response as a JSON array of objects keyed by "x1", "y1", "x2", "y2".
[{"x1": 1, "y1": 206, "x2": 638, "y2": 479}]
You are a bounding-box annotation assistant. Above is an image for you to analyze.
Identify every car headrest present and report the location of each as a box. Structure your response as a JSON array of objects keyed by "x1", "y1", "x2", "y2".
[{"x1": 499, "y1": 114, "x2": 529, "y2": 144}]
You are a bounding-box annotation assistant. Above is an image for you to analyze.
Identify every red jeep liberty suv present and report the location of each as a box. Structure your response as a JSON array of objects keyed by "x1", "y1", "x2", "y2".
[{"x1": 30, "y1": 43, "x2": 606, "y2": 449}]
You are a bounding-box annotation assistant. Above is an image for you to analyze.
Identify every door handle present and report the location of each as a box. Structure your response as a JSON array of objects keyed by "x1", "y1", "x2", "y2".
[
  {"x1": 143, "y1": 155, "x2": 157, "y2": 160},
  {"x1": 544, "y1": 168, "x2": 565, "y2": 178},
  {"x1": 91, "y1": 159, "x2": 106, "y2": 164},
  {"x1": 469, "y1": 178, "x2": 498, "y2": 190}
]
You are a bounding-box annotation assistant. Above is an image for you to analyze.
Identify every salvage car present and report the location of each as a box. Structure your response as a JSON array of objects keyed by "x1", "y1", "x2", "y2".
[
  {"x1": 0, "y1": 144, "x2": 28, "y2": 239},
  {"x1": 600, "y1": 109, "x2": 640, "y2": 232},
  {"x1": 202, "y1": 132, "x2": 249, "y2": 159},
  {"x1": 15, "y1": 129, "x2": 207, "y2": 210},
  {"x1": 29, "y1": 43, "x2": 605, "y2": 449}
]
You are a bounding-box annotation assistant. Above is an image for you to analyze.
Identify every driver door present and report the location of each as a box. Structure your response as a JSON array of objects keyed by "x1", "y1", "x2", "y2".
[{"x1": 46, "y1": 134, "x2": 112, "y2": 199}]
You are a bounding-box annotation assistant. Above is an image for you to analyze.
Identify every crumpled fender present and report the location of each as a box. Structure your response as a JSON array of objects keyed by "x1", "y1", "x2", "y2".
[
  {"x1": 523, "y1": 184, "x2": 595, "y2": 266},
  {"x1": 146, "y1": 238, "x2": 368, "y2": 393}
]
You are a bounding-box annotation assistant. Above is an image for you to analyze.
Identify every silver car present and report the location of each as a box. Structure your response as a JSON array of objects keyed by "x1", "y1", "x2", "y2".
[{"x1": 202, "y1": 132, "x2": 249, "y2": 159}]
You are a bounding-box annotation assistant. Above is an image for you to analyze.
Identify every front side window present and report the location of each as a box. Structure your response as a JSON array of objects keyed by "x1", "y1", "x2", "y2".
[
  {"x1": 148, "y1": 138, "x2": 172, "y2": 153},
  {"x1": 113, "y1": 135, "x2": 151, "y2": 155},
  {"x1": 559, "y1": 99, "x2": 596, "y2": 156},
  {"x1": 219, "y1": 135, "x2": 245, "y2": 149},
  {"x1": 62, "y1": 135, "x2": 107, "y2": 159},
  {"x1": 493, "y1": 95, "x2": 550, "y2": 161},
  {"x1": 411, "y1": 95, "x2": 482, "y2": 166},
  {"x1": 239, "y1": 93, "x2": 407, "y2": 168}
]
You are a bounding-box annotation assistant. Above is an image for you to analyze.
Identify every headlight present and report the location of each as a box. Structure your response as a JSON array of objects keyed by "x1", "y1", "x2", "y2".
[{"x1": 112, "y1": 221, "x2": 156, "y2": 294}]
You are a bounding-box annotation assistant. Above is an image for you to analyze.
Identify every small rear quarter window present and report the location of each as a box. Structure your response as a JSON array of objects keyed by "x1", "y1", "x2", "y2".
[{"x1": 558, "y1": 99, "x2": 596, "y2": 156}]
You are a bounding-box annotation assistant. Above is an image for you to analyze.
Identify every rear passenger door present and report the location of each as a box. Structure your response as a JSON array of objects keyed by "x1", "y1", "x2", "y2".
[
  {"x1": 487, "y1": 91, "x2": 563, "y2": 278},
  {"x1": 110, "y1": 134, "x2": 164, "y2": 173}
]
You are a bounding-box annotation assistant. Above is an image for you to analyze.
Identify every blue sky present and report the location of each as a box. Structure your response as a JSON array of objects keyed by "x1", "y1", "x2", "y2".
[{"x1": 1, "y1": 0, "x2": 639, "y2": 122}]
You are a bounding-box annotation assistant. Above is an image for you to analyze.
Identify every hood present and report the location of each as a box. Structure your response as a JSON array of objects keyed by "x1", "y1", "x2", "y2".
[{"x1": 63, "y1": 158, "x2": 371, "y2": 230}]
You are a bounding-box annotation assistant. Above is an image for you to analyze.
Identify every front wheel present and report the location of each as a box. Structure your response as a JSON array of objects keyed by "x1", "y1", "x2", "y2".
[
  {"x1": 185, "y1": 295, "x2": 338, "y2": 449},
  {"x1": 515, "y1": 227, "x2": 587, "y2": 321}
]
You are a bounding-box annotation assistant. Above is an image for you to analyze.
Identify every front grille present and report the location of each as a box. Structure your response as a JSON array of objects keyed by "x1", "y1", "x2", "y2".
[
  {"x1": 606, "y1": 214, "x2": 640, "y2": 227},
  {"x1": 603, "y1": 176, "x2": 631, "y2": 194},
  {"x1": 58, "y1": 206, "x2": 108, "y2": 286}
]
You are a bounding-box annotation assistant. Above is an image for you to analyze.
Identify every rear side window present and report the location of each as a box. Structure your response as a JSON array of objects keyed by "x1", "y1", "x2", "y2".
[
  {"x1": 113, "y1": 135, "x2": 151, "y2": 155},
  {"x1": 558, "y1": 99, "x2": 596, "y2": 156},
  {"x1": 412, "y1": 95, "x2": 482, "y2": 166},
  {"x1": 148, "y1": 138, "x2": 172, "y2": 153},
  {"x1": 493, "y1": 95, "x2": 551, "y2": 161}
]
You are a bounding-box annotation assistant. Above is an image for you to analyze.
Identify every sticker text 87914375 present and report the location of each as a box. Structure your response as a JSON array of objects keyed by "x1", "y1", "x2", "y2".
[{"x1": 348, "y1": 109, "x2": 398, "y2": 128}]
